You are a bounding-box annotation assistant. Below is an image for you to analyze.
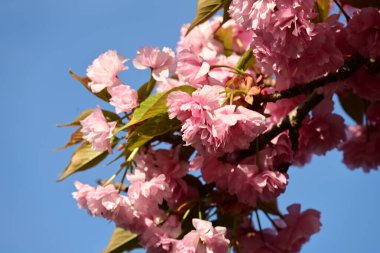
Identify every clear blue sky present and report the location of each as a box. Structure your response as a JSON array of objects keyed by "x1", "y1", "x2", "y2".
[{"x1": 0, "y1": 0, "x2": 379, "y2": 252}]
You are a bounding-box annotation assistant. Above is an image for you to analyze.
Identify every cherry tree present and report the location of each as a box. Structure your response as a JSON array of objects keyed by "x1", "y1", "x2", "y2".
[{"x1": 57, "y1": 0, "x2": 380, "y2": 252}]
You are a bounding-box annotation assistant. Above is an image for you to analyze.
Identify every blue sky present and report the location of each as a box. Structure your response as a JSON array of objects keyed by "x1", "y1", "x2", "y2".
[{"x1": 0, "y1": 0, "x2": 379, "y2": 252}]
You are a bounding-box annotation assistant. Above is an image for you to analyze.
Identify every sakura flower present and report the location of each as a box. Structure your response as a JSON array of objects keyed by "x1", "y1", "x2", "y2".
[
  {"x1": 108, "y1": 84, "x2": 139, "y2": 114},
  {"x1": 73, "y1": 182, "x2": 139, "y2": 232},
  {"x1": 228, "y1": 0, "x2": 276, "y2": 30},
  {"x1": 173, "y1": 219, "x2": 230, "y2": 253},
  {"x1": 86, "y1": 50, "x2": 128, "y2": 93},
  {"x1": 140, "y1": 216, "x2": 181, "y2": 251},
  {"x1": 80, "y1": 107, "x2": 117, "y2": 153},
  {"x1": 346, "y1": 7, "x2": 380, "y2": 58},
  {"x1": 339, "y1": 125, "x2": 380, "y2": 172},
  {"x1": 201, "y1": 147, "x2": 288, "y2": 207},
  {"x1": 211, "y1": 105, "x2": 266, "y2": 153},
  {"x1": 176, "y1": 48, "x2": 211, "y2": 87},
  {"x1": 72, "y1": 182, "x2": 131, "y2": 221},
  {"x1": 167, "y1": 85, "x2": 224, "y2": 123},
  {"x1": 344, "y1": 66, "x2": 380, "y2": 102},
  {"x1": 133, "y1": 46, "x2": 176, "y2": 81},
  {"x1": 275, "y1": 204, "x2": 321, "y2": 253},
  {"x1": 293, "y1": 99, "x2": 346, "y2": 166},
  {"x1": 177, "y1": 20, "x2": 223, "y2": 61}
]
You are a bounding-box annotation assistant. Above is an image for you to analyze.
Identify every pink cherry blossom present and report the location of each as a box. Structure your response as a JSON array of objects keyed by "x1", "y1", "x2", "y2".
[
  {"x1": 72, "y1": 182, "x2": 134, "y2": 224},
  {"x1": 134, "y1": 148, "x2": 198, "y2": 206},
  {"x1": 346, "y1": 7, "x2": 380, "y2": 58},
  {"x1": 80, "y1": 107, "x2": 117, "y2": 153},
  {"x1": 108, "y1": 84, "x2": 139, "y2": 114},
  {"x1": 201, "y1": 148, "x2": 288, "y2": 206},
  {"x1": 173, "y1": 219, "x2": 230, "y2": 253},
  {"x1": 293, "y1": 99, "x2": 345, "y2": 166},
  {"x1": 176, "y1": 48, "x2": 211, "y2": 87},
  {"x1": 140, "y1": 216, "x2": 181, "y2": 251},
  {"x1": 229, "y1": 0, "x2": 276, "y2": 30},
  {"x1": 344, "y1": 66, "x2": 380, "y2": 102},
  {"x1": 133, "y1": 46, "x2": 176, "y2": 81},
  {"x1": 86, "y1": 50, "x2": 128, "y2": 93},
  {"x1": 275, "y1": 204, "x2": 321, "y2": 253},
  {"x1": 211, "y1": 105, "x2": 267, "y2": 153},
  {"x1": 177, "y1": 20, "x2": 223, "y2": 61},
  {"x1": 339, "y1": 125, "x2": 380, "y2": 172}
]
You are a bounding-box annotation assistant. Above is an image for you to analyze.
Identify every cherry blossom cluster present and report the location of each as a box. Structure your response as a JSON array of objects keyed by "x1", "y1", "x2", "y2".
[{"x1": 60, "y1": 1, "x2": 380, "y2": 252}]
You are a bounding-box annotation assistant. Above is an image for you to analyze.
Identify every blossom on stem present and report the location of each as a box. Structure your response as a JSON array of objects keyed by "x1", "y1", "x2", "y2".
[
  {"x1": 109, "y1": 84, "x2": 139, "y2": 114},
  {"x1": 173, "y1": 219, "x2": 230, "y2": 253},
  {"x1": 86, "y1": 50, "x2": 128, "y2": 93},
  {"x1": 133, "y1": 46, "x2": 176, "y2": 81},
  {"x1": 80, "y1": 107, "x2": 116, "y2": 153}
]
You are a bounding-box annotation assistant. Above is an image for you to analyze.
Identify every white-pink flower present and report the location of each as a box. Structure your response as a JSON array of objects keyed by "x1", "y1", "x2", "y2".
[
  {"x1": 86, "y1": 50, "x2": 128, "y2": 93},
  {"x1": 109, "y1": 84, "x2": 139, "y2": 114},
  {"x1": 80, "y1": 107, "x2": 117, "y2": 153},
  {"x1": 173, "y1": 219, "x2": 230, "y2": 253},
  {"x1": 133, "y1": 46, "x2": 176, "y2": 81}
]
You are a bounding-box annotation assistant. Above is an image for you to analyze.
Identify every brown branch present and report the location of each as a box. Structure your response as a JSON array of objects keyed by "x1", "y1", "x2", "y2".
[
  {"x1": 254, "y1": 55, "x2": 368, "y2": 103},
  {"x1": 238, "y1": 92, "x2": 324, "y2": 162}
]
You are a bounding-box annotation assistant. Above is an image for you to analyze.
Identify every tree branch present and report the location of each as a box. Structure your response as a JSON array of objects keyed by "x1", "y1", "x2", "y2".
[{"x1": 238, "y1": 92, "x2": 324, "y2": 161}]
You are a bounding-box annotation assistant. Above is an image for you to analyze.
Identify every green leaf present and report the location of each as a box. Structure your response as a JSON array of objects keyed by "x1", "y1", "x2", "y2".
[
  {"x1": 57, "y1": 138, "x2": 120, "y2": 182},
  {"x1": 58, "y1": 109, "x2": 94, "y2": 127},
  {"x1": 126, "y1": 85, "x2": 195, "y2": 128},
  {"x1": 315, "y1": 0, "x2": 330, "y2": 21},
  {"x1": 338, "y1": 91, "x2": 368, "y2": 125},
  {"x1": 55, "y1": 128, "x2": 83, "y2": 150},
  {"x1": 137, "y1": 77, "x2": 157, "y2": 102},
  {"x1": 186, "y1": 0, "x2": 225, "y2": 35},
  {"x1": 215, "y1": 26, "x2": 234, "y2": 56},
  {"x1": 102, "y1": 228, "x2": 139, "y2": 253},
  {"x1": 58, "y1": 109, "x2": 121, "y2": 128},
  {"x1": 222, "y1": 0, "x2": 232, "y2": 24},
  {"x1": 257, "y1": 200, "x2": 282, "y2": 216},
  {"x1": 125, "y1": 114, "x2": 181, "y2": 152},
  {"x1": 341, "y1": 0, "x2": 380, "y2": 8},
  {"x1": 69, "y1": 70, "x2": 111, "y2": 102}
]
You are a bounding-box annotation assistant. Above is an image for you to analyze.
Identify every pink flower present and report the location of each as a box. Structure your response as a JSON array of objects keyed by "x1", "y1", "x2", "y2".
[
  {"x1": 176, "y1": 48, "x2": 211, "y2": 87},
  {"x1": 275, "y1": 204, "x2": 321, "y2": 253},
  {"x1": 346, "y1": 7, "x2": 380, "y2": 58},
  {"x1": 211, "y1": 105, "x2": 266, "y2": 153},
  {"x1": 72, "y1": 182, "x2": 132, "y2": 222},
  {"x1": 80, "y1": 107, "x2": 117, "y2": 153},
  {"x1": 344, "y1": 66, "x2": 380, "y2": 102},
  {"x1": 133, "y1": 46, "x2": 176, "y2": 81},
  {"x1": 108, "y1": 84, "x2": 139, "y2": 114},
  {"x1": 173, "y1": 219, "x2": 230, "y2": 253},
  {"x1": 294, "y1": 100, "x2": 346, "y2": 166},
  {"x1": 201, "y1": 148, "x2": 287, "y2": 206},
  {"x1": 86, "y1": 50, "x2": 128, "y2": 93},
  {"x1": 134, "y1": 148, "x2": 198, "y2": 206},
  {"x1": 73, "y1": 182, "x2": 139, "y2": 233},
  {"x1": 127, "y1": 172, "x2": 170, "y2": 219},
  {"x1": 140, "y1": 216, "x2": 181, "y2": 251},
  {"x1": 339, "y1": 125, "x2": 380, "y2": 172},
  {"x1": 284, "y1": 23, "x2": 344, "y2": 86},
  {"x1": 177, "y1": 20, "x2": 223, "y2": 61},
  {"x1": 229, "y1": 0, "x2": 276, "y2": 30},
  {"x1": 168, "y1": 85, "x2": 266, "y2": 155},
  {"x1": 167, "y1": 85, "x2": 224, "y2": 122}
]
